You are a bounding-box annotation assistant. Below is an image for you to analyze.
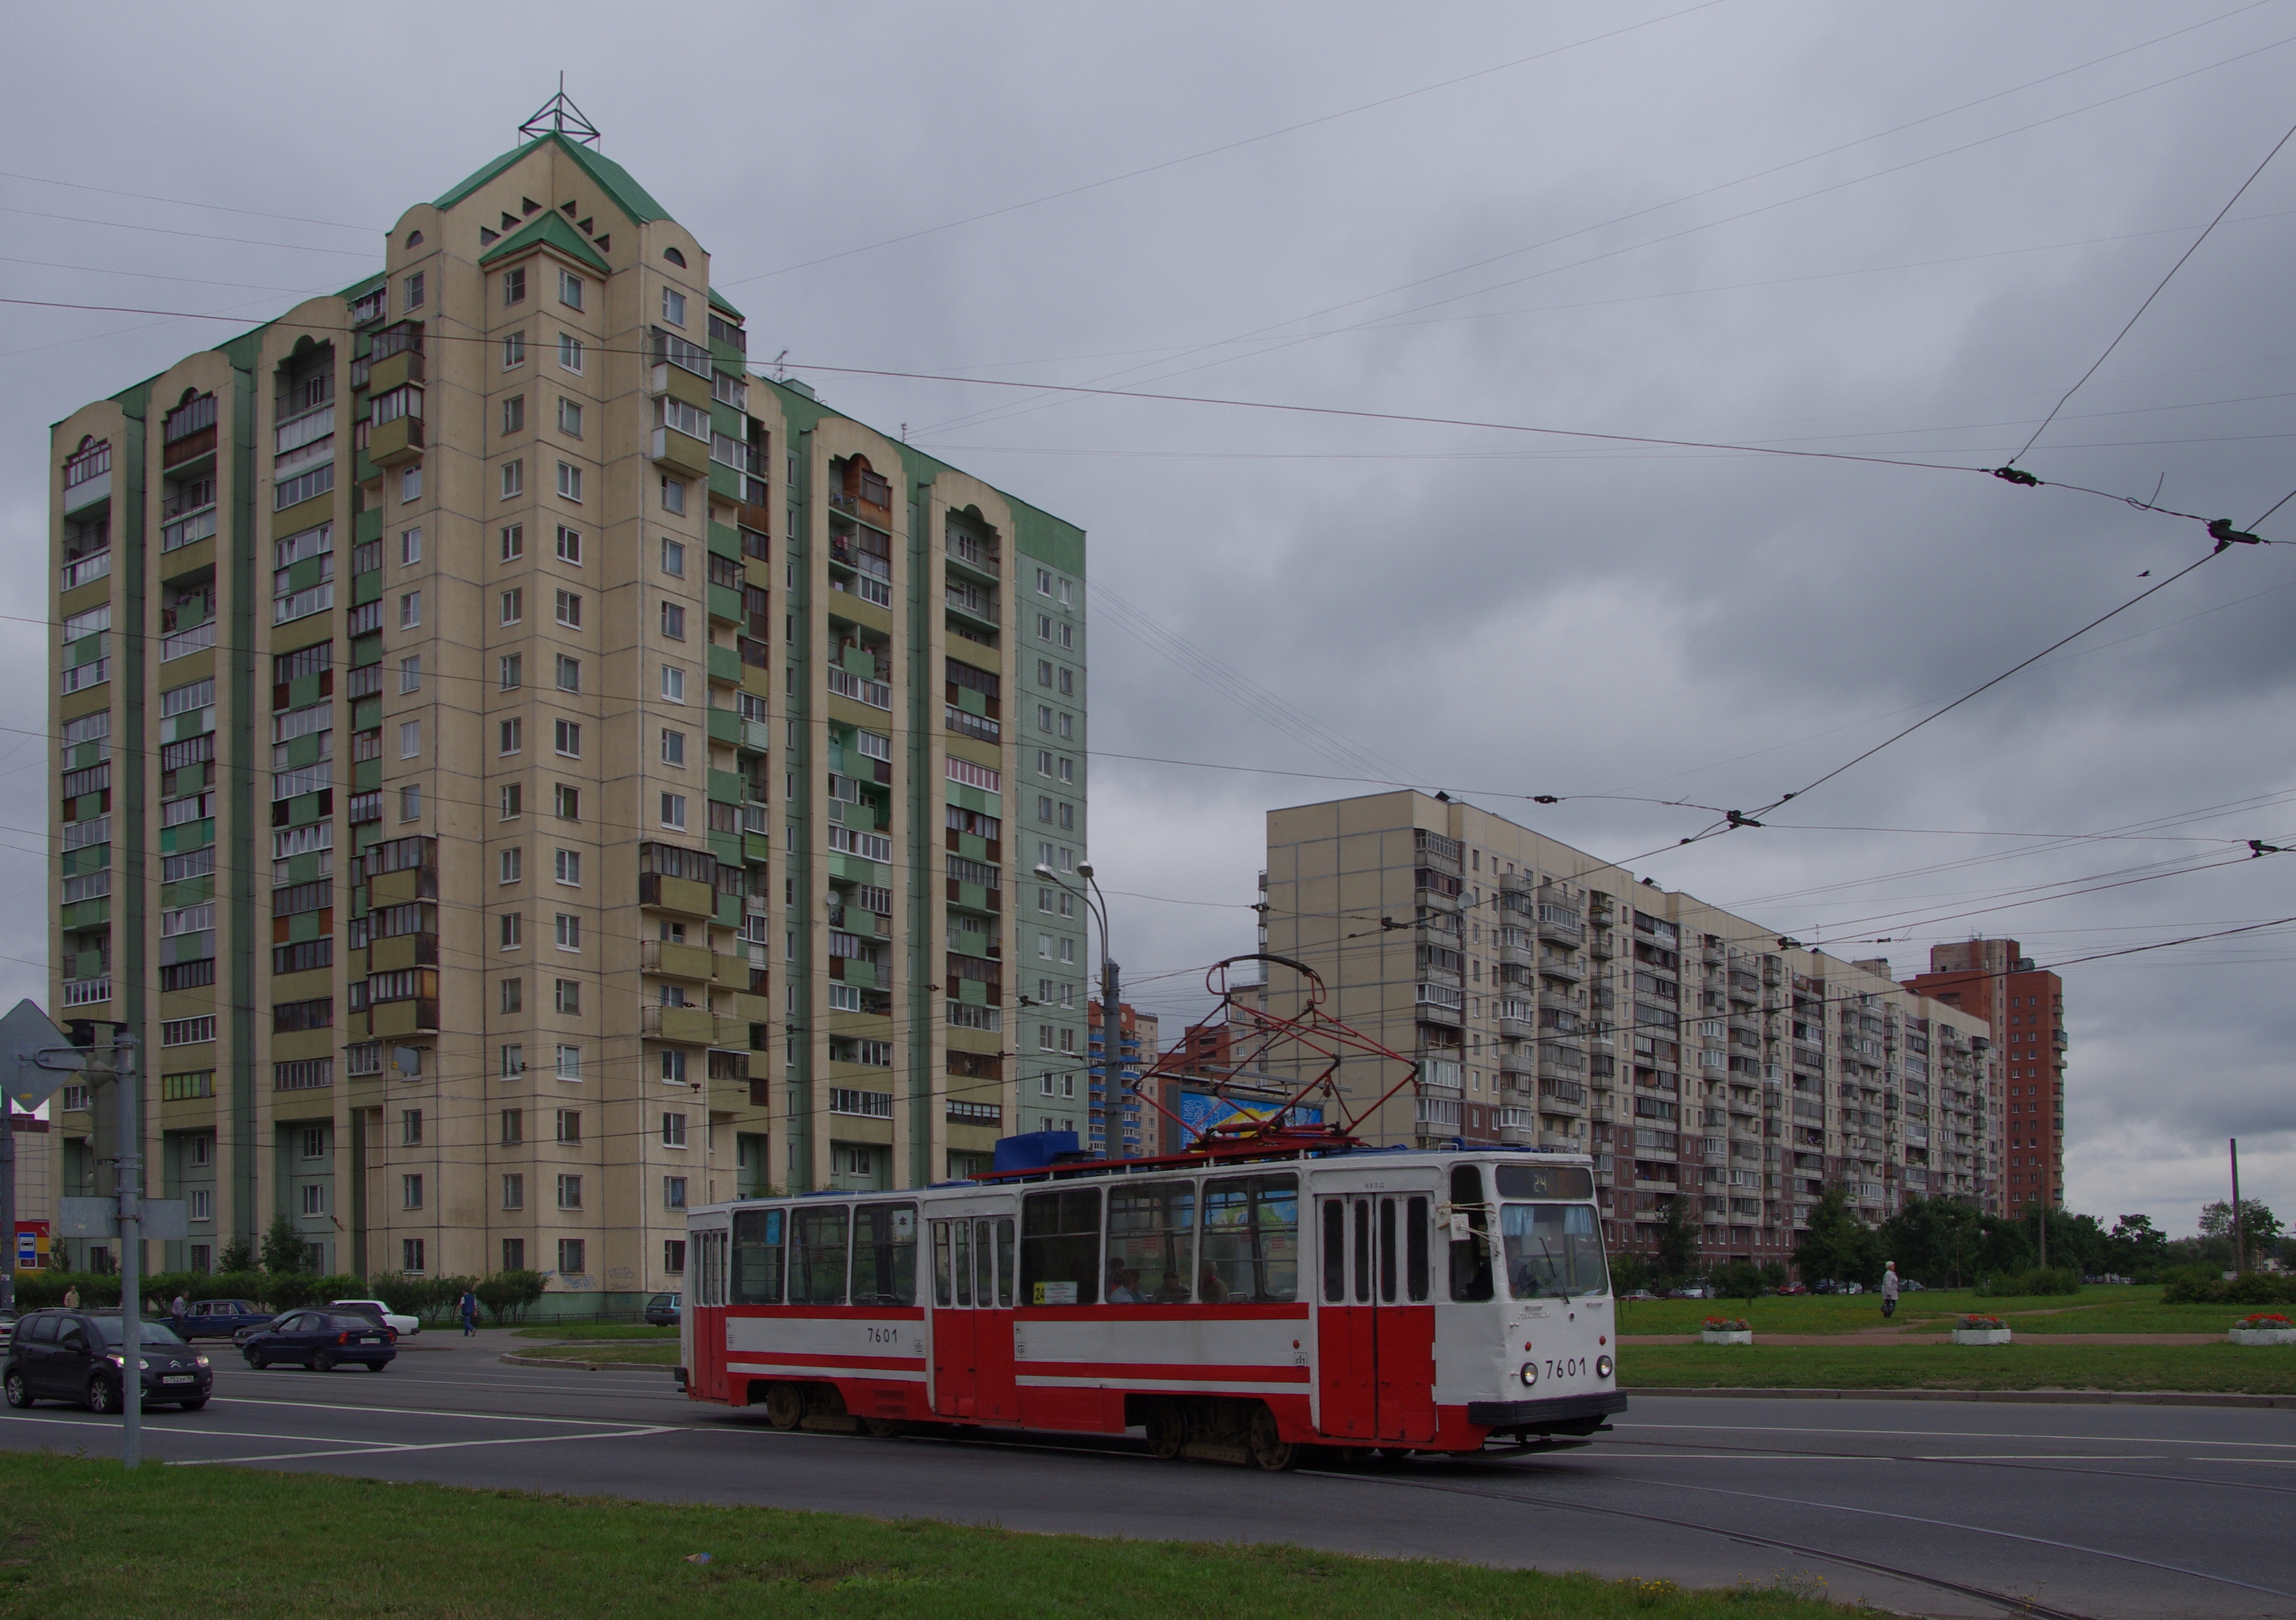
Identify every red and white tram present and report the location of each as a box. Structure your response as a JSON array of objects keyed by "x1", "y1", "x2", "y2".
[{"x1": 677, "y1": 1146, "x2": 1620, "y2": 1468}]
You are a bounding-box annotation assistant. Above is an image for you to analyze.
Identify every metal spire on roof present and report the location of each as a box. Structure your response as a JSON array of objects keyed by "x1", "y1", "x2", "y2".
[{"x1": 519, "y1": 75, "x2": 600, "y2": 146}]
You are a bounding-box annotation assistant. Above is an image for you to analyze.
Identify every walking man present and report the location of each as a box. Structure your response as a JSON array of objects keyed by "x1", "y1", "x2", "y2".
[
  {"x1": 1880, "y1": 1260, "x2": 1901, "y2": 1319},
  {"x1": 170, "y1": 1292, "x2": 188, "y2": 1335},
  {"x1": 458, "y1": 1285, "x2": 479, "y2": 1337}
]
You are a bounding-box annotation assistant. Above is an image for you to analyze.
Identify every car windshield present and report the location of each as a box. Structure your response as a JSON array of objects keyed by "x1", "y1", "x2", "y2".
[
  {"x1": 1499, "y1": 1203, "x2": 1609, "y2": 1299},
  {"x1": 90, "y1": 1318, "x2": 189, "y2": 1346}
]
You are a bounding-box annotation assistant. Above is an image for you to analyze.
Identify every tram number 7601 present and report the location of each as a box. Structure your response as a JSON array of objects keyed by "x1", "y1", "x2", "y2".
[
  {"x1": 1541, "y1": 1358, "x2": 1588, "y2": 1380},
  {"x1": 865, "y1": 1326, "x2": 901, "y2": 1345}
]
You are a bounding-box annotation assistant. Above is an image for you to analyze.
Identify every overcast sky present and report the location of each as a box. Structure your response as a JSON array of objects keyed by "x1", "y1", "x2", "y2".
[{"x1": 6, "y1": 1, "x2": 2293, "y2": 1236}]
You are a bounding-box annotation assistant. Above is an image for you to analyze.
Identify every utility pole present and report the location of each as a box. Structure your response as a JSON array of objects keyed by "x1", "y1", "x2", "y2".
[
  {"x1": 2230, "y1": 1137, "x2": 2245, "y2": 1276},
  {"x1": 112, "y1": 1029, "x2": 143, "y2": 1470},
  {"x1": 1035, "y1": 861, "x2": 1119, "y2": 1155},
  {"x1": 2037, "y1": 1197, "x2": 2047, "y2": 1270}
]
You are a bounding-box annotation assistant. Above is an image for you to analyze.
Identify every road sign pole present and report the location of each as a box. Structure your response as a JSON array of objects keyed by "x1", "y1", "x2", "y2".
[
  {"x1": 0, "y1": 1087, "x2": 14, "y2": 1315},
  {"x1": 114, "y1": 1033, "x2": 142, "y2": 1470}
]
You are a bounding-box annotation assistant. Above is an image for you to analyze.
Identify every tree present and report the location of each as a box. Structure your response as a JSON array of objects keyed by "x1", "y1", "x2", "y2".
[
  {"x1": 215, "y1": 1236, "x2": 257, "y2": 1275},
  {"x1": 1652, "y1": 1194, "x2": 1700, "y2": 1285},
  {"x1": 1795, "y1": 1186, "x2": 1875, "y2": 1287},
  {"x1": 259, "y1": 1214, "x2": 310, "y2": 1275},
  {"x1": 1877, "y1": 1194, "x2": 1981, "y2": 1287},
  {"x1": 2199, "y1": 1200, "x2": 2284, "y2": 1263},
  {"x1": 2104, "y1": 1213, "x2": 2169, "y2": 1277},
  {"x1": 1711, "y1": 1259, "x2": 1767, "y2": 1305}
]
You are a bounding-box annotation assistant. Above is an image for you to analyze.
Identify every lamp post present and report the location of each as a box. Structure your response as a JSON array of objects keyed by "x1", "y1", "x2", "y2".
[{"x1": 1037, "y1": 861, "x2": 1120, "y2": 1157}]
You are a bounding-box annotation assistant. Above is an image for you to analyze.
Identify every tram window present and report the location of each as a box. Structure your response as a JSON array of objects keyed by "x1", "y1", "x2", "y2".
[
  {"x1": 996, "y1": 1218, "x2": 1016, "y2": 1307},
  {"x1": 787, "y1": 1206, "x2": 849, "y2": 1305},
  {"x1": 952, "y1": 1220, "x2": 972, "y2": 1307},
  {"x1": 1448, "y1": 1165, "x2": 1494, "y2": 1303},
  {"x1": 1107, "y1": 1180, "x2": 1195, "y2": 1303},
  {"x1": 1406, "y1": 1196, "x2": 1430, "y2": 1301},
  {"x1": 974, "y1": 1218, "x2": 994, "y2": 1304},
  {"x1": 731, "y1": 1208, "x2": 785, "y2": 1304},
  {"x1": 932, "y1": 1223, "x2": 956, "y2": 1308},
  {"x1": 1494, "y1": 1164, "x2": 1594, "y2": 1200},
  {"x1": 1201, "y1": 1173, "x2": 1299, "y2": 1303},
  {"x1": 1500, "y1": 1201, "x2": 1608, "y2": 1299},
  {"x1": 1352, "y1": 1199, "x2": 1371, "y2": 1303},
  {"x1": 1020, "y1": 1188, "x2": 1102, "y2": 1304},
  {"x1": 1379, "y1": 1198, "x2": 1398, "y2": 1304},
  {"x1": 851, "y1": 1203, "x2": 918, "y2": 1306},
  {"x1": 1320, "y1": 1200, "x2": 1346, "y2": 1304}
]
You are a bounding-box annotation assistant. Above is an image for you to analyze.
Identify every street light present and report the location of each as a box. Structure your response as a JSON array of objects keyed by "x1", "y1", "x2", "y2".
[{"x1": 1036, "y1": 861, "x2": 1121, "y2": 1156}]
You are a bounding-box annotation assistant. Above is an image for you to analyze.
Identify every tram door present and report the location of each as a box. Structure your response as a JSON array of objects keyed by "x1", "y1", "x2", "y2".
[
  {"x1": 929, "y1": 1213, "x2": 1018, "y2": 1421},
  {"x1": 1316, "y1": 1194, "x2": 1438, "y2": 1443}
]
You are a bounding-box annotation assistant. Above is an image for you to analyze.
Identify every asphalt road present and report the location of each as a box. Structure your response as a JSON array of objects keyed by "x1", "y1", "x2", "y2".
[{"x1": 3, "y1": 1334, "x2": 2290, "y2": 1619}]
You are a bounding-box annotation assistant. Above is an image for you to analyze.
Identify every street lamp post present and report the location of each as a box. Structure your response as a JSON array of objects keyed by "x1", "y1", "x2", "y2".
[{"x1": 1037, "y1": 861, "x2": 1120, "y2": 1156}]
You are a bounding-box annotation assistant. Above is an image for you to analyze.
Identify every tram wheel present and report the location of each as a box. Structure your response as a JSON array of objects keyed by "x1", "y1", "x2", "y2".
[
  {"x1": 1245, "y1": 1404, "x2": 1298, "y2": 1473},
  {"x1": 863, "y1": 1418, "x2": 901, "y2": 1439},
  {"x1": 763, "y1": 1382, "x2": 805, "y2": 1432},
  {"x1": 1144, "y1": 1401, "x2": 1185, "y2": 1461}
]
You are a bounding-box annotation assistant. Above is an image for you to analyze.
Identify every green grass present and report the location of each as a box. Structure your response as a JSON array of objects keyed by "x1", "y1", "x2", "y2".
[
  {"x1": 0, "y1": 1453, "x2": 1851, "y2": 1619},
  {"x1": 1616, "y1": 1284, "x2": 2237, "y2": 1338},
  {"x1": 511, "y1": 1322, "x2": 681, "y2": 1341},
  {"x1": 510, "y1": 1342, "x2": 681, "y2": 1366},
  {"x1": 1622, "y1": 1341, "x2": 2296, "y2": 1394}
]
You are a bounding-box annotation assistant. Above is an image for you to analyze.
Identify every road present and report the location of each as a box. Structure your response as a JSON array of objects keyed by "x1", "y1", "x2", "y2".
[{"x1": 3, "y1": 1334, "x2": 2290, "y2": 1619}]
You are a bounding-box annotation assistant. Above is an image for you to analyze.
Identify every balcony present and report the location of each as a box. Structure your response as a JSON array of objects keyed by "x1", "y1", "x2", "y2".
[
  {"x1": 1412, "y1": 982, "x2": 1463, "y2": 1027},
  {"x1": 63, "y1": 976, "x2": 111, "y2": 1007},
  {"x1": 368, "y1": 414, "x2": 424, "y2": 469},
  {"x1": 1535, "y1": 909, "x2": 1583, "y2": 945},
  {"x1": 641, "y1": 939, "x2": 715, "y2": 981},
  {"x1": 161, "y1": 506, "x2": 216, "y2": 554},
  {"x1": 61, "y1": 549, "x2": 112, "y2": 590},
  {"x1": 1498, "y1": 1049, "x2": 1534, "y2": 1082},
  {"x1": 1587, "y1": 930, "x2": 1614, "y2": 959},
  {"x1": 1497, "y1": 939, "x2": 1533, "y2": 969},
  {"x1": 651, "y1": 425, "x2": 711, "y2": 479},
  {"x1": 946, "y1": 531, "x2": 1000, "y2": 577},
  {"x1": 642, "y1": 1005, "x2": 716, "y2": 1045},
  {"x1": 1537, "y1": 1041, "x2": 1586, "y2": 1079},
  {"x1": 1538, "y1": 954, "x2": 1584, "y2": 984},
  {"x1": 826, "y1": 665, "x2": 892, "y2": 711},
  {"x1": 946, "y1": 580, "x2": 998, "y2": 623},
  {"x1": 1497, "y1": 1009, "x2": 1534, "y2": 1041},
  {"x1": 640, "y1": 872, "x2": 717, "y2": 918},
  {"x1": 161, "y1": 620, "x2": 216, "y2": 661},
  {"x1": 1538, "y1": 1077, "x2": 1587, "y2": 1110}
]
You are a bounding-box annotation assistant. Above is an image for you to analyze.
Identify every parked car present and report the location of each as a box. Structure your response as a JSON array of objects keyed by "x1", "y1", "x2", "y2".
[
  {"x1": 1901, "y1": 1279, "x2": 1927, "y2": 1292},
  {"x1": 0, "y1": 1311, "x2": 15, "y2": 1348},
  {"x1": 645, "y1": 1292, "x2": 681, "y2": 1327},
  {"x1": 1667, "y1": 1285, "x2": 1711, "y2": 1300},
  {"x1": 1620, "y1": 1289, "x2": 1658, "y2": 1302},
  {"x1": 331, "y1": 1298, "x2": 420, "y2": 1336},
  {"x1": 242, "y1": 1308, "x2": 397, "y2": 1372},
  {"x1": 177, "y1": 1299, "x2": 273, "y2": 1341},
  {"x1": 4, "y1": 1309, "x2": 213, "y2": 1411},
  {"x1": 1777, "y1": 1282, "x2": 1809, "y2": 1296}
]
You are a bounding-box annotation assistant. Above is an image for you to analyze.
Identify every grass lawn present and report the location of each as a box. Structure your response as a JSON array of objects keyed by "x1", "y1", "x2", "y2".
[
  {"x1": 511, "y1": 1342, "x2": 681, "y2": 1366},
  {"x1": 512, "y1": 1322, "x2": 681, "y2": 1341},
  {"x1": 1617, "y1": 1285, "x2": 2240, "y2": 1338},
  {"x1": 0, "y1": 1453, "x2": 1848, "y2": 1619},
  {"x1": 1622, "y1": 1341, "x2": 2296, "y2": 1394}
]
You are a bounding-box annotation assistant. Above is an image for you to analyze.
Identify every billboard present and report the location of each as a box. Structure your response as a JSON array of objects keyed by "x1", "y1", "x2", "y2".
[{"x1": 1178, "y1": 1090, "x2": 1323, "y2": 1138}]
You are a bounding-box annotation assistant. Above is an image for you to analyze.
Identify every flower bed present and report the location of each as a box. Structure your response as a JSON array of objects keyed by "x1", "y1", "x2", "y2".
[
  {"x1": 1700, "y1": 1316, "x2": 1752, "y2": 1346},
  {"x1": 2230, "y1": 1312, "x2": 2296, "y2": 1347},
  {"x1": 1953, "y1": 1313, "x2": 2011, "y2": 1347}
]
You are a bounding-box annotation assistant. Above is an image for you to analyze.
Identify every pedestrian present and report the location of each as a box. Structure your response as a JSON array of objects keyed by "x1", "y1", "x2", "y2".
[
  {"x1": 170, "y1": 1292, "x2": 188, "y2": 1334},
  {"x1": 63, "y1": 1284, "x2": 80, "y2": 1309},
  {"x1": 458, "y1": 1286, "x2": 479, "y2": 1337},
  {"x1": 1880, "y1": 1261, "x2": 1900, "y2": 1319}
]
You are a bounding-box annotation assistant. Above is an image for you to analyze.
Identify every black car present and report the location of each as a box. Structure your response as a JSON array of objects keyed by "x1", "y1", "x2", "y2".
[
  {"x1": 177, "y1": 1298, "x2": 273, "y2": 1341},
  {"x1": 644, "y1": 1292, "x2": 681, "y2": 1327},
  {"x1": 240, "y1": 1308, "x2": 397, "y2": 1372},
  {"x1": 4, "y1": 1310, "x2": 213, "y2": 1412}
]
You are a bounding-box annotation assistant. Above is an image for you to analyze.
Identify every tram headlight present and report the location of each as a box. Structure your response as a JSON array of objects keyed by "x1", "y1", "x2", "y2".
[
  {"x1": 1519, "y1": 1361, "x2": 1538, "y2": 1387},
  {"x1": 1596, "y1": 1354, "x2": 1614, "y2": 1380}
]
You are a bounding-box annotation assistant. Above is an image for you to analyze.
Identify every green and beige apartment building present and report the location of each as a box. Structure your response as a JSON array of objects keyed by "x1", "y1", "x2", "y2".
[
  {"x1": 45, "y1": 120, "x2": 1092, "y2": 1301},
  {"x1": 1256, "y1": 794, "x2": 2005, "y2": 1264}
]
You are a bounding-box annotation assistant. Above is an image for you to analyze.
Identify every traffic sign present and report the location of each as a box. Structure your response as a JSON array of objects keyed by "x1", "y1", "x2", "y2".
[{"x1": 0, "y1": 999, "x2": 83, "y2": 1110}]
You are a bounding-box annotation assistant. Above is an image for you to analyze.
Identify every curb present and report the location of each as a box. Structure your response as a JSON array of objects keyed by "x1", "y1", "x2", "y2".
[
  {"x1": 1622, "y1": 1385, "x2": 2296, "y2": 1409},
  {"x1": 498, "y1": 1351, "x2": 672, "y2": 1371}
]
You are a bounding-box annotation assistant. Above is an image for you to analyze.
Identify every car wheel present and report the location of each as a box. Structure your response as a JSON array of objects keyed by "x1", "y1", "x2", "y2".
[
  {"x1": 177, "y1": 1398, "x2": 208, "y2": 1411},
  {"x1": 85, "y1": 1375, "x2": 120, "y2": 1416},
  {"x1": 246, "y1": 1351, "x2": 267, "y2": 1370},
  {"x1": 311, "y1": 1350, "x2": 336, "y2": 1373},
  {"x1": 3, "y1": 1371, "x2": 30, "y2": 1409},
  {"x1": 364, "y1": 1361, "x2": 388, "y2": 1373}
]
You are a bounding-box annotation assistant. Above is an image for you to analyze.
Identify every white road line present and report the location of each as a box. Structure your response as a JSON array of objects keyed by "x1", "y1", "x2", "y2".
[
  {"x1": 1622, "y1": 1419, "x2": 2296, "y2": 1450},
  {"x1": 212, "y1": 1395, "x2": 657, "y2": 1428},
  {"x1": 0, "y1": 1414, "x2": 397, "y2": 1447},
  {"x1": 170, "y1": 1425, "x2": 682, "y2": 1466}
]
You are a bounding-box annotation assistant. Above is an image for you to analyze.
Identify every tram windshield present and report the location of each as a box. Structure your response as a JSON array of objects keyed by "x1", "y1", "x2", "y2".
[{"x1": 1500, "y1": 1202, "x2": 1608, "y2": 1299}]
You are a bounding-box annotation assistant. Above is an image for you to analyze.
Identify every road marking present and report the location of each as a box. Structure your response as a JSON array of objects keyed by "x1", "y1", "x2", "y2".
[
  {"x1": 212, "y1": 1395, "x2": 658, "y2": 1428},
  {"x1": 0, "y1": 1413, "x2": 397, "y2": 1447},
  {"x1": 1622, "y1": 1419, "x2": 2296, "y2": 1450},
  {"x1": 170, "y1": 1425, "x2": 682, "y2": 1466}
]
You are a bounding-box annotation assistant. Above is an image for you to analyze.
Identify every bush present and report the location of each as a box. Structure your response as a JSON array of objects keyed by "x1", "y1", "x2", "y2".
[
  {"x1": 474, "y1": 1270, "x2": 548, "y2": 1323},
  {"x1": 1975, "y1": 1267, "x2": 2080, "y2": 1298},
  {"x1": 2159, "y1": 1267, "x2": 2296, "y2": 1306}
]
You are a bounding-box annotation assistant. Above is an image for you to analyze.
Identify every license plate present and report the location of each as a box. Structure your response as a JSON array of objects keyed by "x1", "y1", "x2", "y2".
[
  {"x1": 161, "y1": 1375, "x2": 194, "y2": 1384},
  {"x1": 361, "y1": 1336, "x2": 380, "y2": 1344}
]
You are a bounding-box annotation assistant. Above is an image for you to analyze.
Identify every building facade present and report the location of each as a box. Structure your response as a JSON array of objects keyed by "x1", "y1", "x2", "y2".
[
  {"x1": 1257, "y1": 793, "x2": 1996, "y2": 1264},
  {"x1": 1903, "y1": 939, "x2": 2058, "y2": 1213},
  {"x1": 45, "y1": 117, "x2": 1089, "y2": 1300},
  {"x1": 1085, "y1": 1000, "x2": 1157, "y2": 1158}
]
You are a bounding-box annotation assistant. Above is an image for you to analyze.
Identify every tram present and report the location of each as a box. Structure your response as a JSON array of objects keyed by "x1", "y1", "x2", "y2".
[{"x1": 676, "y1": 1143, "x2": 1621, "y2": 1468}]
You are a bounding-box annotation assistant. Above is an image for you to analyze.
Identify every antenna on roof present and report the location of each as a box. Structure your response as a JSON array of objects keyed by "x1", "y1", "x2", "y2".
[{"x1": 520, "y1": 75, "x2": 602, "y2": 147}]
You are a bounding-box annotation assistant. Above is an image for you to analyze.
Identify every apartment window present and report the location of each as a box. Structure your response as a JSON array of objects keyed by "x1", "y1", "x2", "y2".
[
  {"x1": 557, "y1": 1239, "x2": 586, "y2": 1276},
  {"x1": 404, "y1": 271, "x2": 424, "y2": 311},
  {"x1": 398, "y1": 720, "x2": 420, "y2": 759},
  {"x1": 661, "y1": 728, "x2": 685, "y2": 766},
  {"x1": 555, "y1": 784, "x2": 579, "y2": 820},
  {"x1": 500, "y1": 977, "x2": 523, "y2": 1014},
  {"x1": 502, "y1": 1174, "x2": 524, "y2": 1211},
  {"x1": 402, "y1": 1173, "x2": 423, "y2": 1211},
  {"x1": 500, "y1": 1043, "x2": 524, "y2": 1079},
  {"x1": 554, "y1": 978, "x2": 581, "y2": 1014},
  {"x1": 555, "y1": 524, "x2": 581, "y2": 564},
  {"x1": 664, "y1": 1177, "x2": 688, "y2": 1211},
  {"x1": 1037, "y1": 887, "x2": 1052, "y2": 914},
  {"x1": 1038, "y1": 705, "x2": 1052, "y2": 733},
  {"x1": 557, "y1": 398, "x2": 583, "y2": 439},
  {"x1": 557, "y1": 1174, "x2": 583, "y2": 1210},
  {"x1": 662, "y1": 286, "x2": 687, "y2": 327},
  {"x1": 400, "y1": 466, "x2": 421, "y2": 503},
  {"x1": 500, "y1": 459, "x2": 524, "y2": 500},
  {"x1": 500, "y1": 587, "x2": 524, "y2": 626},
  {"x1": 500, "y1": 523, "x2": 525, "y2": 560},
  {"x1": 1035, "y1": 567, "x2": 1052, "y2": 595},
  {"x1": 555, "y1": 591, "x2": 581, "y2": 629},
  {"x1": 558, "y1": 269, "x2": 584, "y2": 309},
  {"x1": 660, "y1": 601, "x2": 686, "y2": 640},
  {"x1": 1059, "y1": 623, "x2": 1074, "y2": 650},
  {"x1": 502, "y1": 395, "x2": 525, "y2": 434},
  {"x1": 503, "y1": 331, "x2": 526, "y2": 369},
  {"x1": 500, "y1": 783, "x2": 524, "y2": 819},
  {"x1": 660, "y1": 665, "x2": 685, "y2": 703},
  {"x1": 555, "y1": 913, "x2": 581, "y2": 951},
  {"x1": 557, "y1": 462, "x2": 583, "y2": 503},
  {"x1": 498, "y1": 847, "x2": 522, "y2": 884},
  {"x1": 499, "y1": 912, "x2": 523, "y2": 949},
  {"x1": 664, "y1": 1240, "x2": 686, "y2": 1274},
  {"x1": 1037, "y1": 659, "x2": 1052, "y2": 688},
  {"x1": 660, "y1": 792, "x2": 686, "y2": 830},
  {"x1": 398, "y1": 591, "x2": 420, "y2": 629},
  {"x1": 1038, "y1": 795, "x2": 1052, "y2": 825},
  {"x1": 301, "y1": 1186, "x2": 328, "y2": 1220},
  {"x1": 1059, "y1": 802, "x2": 1075, "y2": 830},
  {"x1": 399, "y1": 526, "x2": 423, "y2": 567},
  {"x1": 398, "y1": 785, "x2": 421, "y2": 822},
  {"x1": 555, "y1": 1045, "x2": 581, "y2": 1083},
  {"x1": 660, "y1": 479, "x2": 686, "y2": 517},
  {"x1": 502, "y1": 266, "x2": 526, "y2": 305},
  {"x1": 660, "y1": 1050, "x2": 688, "y2": 1084},
  {"x1": 662, "y1": 1112, "x2": 688, "y2": 1147},
  {"x1": 557, "y1": 333, "x2": 583, "y2": 372},
  {"x1": 502, "y1": 1238, "x2": 527, "y2": 1273},
  {"x1": 553, "y1": 719, "x2": 581, "y2": 758},
  {"x1": 1059, "y1": 757, "x2": 1074, "y2": 783},
  {"x1": 403, "y1": 1239, "x2": 426, "y2": 1274},
  {"x1": 399, "y1": 655, "x2": 421, "y2": 694},
  {"x1": 1058, "y1": 712, "x2": 1073, "y2": 740}
]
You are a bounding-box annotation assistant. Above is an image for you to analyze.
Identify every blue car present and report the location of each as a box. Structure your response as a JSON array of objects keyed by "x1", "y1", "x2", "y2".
[
  {"x1": 177, "y1": 1298, "x2": 273, "y2": 1341},
  {"x1": 240, "y1": 1308, "x2": 397, "y2": 1372}
]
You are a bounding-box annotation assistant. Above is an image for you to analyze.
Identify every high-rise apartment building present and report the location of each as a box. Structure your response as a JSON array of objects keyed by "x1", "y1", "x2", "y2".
[
  {"x1": 1256, "y1": 793, "x2": 1996, "y2": 1263},
  {"x1": 1903, "y1": 939, "x2": 2060, "y2": 1213},
  {"x1": 1085, "y1": 1000, "x2": 1157, "y2": 1158},
  {"x1": 45, "y1": 109, "x2": 1089, "y2": 1301}
]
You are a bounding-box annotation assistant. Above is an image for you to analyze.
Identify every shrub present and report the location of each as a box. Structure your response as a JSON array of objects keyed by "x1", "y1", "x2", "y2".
[
  {"x1": 2160, "y1": 1268, "x2": 2294, "y2": 1306},
  {"x1": 1975, "y1": 1267, "x2": 2080, "y2": 1298},
  {"x1": 259, "y1": 1214, "x2": 312, "y2": 1276},
  {"x1": 474, "y1": 1269, "x2": 548, "y2": 1323}
]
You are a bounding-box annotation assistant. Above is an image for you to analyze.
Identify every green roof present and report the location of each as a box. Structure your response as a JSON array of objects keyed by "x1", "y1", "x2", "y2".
[
  {"x1": 707, "y1": 286, "x2": 744, "y2": 320},
  {"x1": 336, "y1": 271, "x2": 386, "y2": 302},
  {"x1": 433, "y1": 131, "x2": 671, "y2": 228},
  {"x1": 478, "y1": 211, "x2": 610, "y2": 276}
]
